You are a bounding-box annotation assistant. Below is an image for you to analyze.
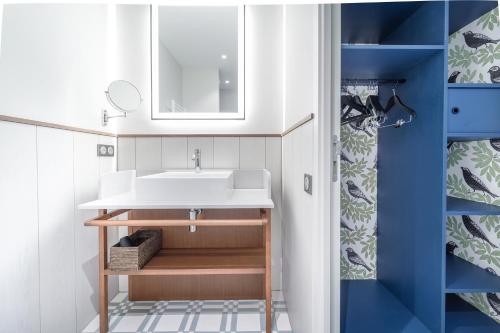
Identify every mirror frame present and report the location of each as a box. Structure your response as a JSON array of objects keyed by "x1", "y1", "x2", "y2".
[{"x1": 150, "y1": 5, "x2": 245, "y2": 120}]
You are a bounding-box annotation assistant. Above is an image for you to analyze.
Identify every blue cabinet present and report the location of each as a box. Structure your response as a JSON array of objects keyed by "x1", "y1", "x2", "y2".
[{"x1": 448, "y1": 87, "x2": 500, "y2": 135}]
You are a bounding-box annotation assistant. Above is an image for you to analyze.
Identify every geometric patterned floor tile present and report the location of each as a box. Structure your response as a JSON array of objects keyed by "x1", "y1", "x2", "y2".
[{"x1": 82, "y1": 293, "x2": 292, "y2": 333}]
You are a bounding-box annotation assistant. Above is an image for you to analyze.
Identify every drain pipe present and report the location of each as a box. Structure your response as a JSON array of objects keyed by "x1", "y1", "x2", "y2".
[{"x1": 189, "y1": 208, "x2": 202, "y2": 232}]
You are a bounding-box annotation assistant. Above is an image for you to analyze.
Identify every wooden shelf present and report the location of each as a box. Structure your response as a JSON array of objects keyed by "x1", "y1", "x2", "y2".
[
  {"x1": 446, "y1": 255, "x2": 500, "y2": 293},
  {"x1": 446, "y1": 197, "x2": 500, "y2": 216},
  {"x1": 105, "y1": 248, "x2": 265, "y2": 276},
  {"x1": 341, "y1": 280, "x2": 431, "y2": 333},
  {"x1": 446, "y1": 294, "x2": 499, "y2": 333}
]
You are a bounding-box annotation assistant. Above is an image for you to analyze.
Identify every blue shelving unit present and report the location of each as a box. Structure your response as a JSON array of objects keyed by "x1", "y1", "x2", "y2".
[
  {"x1": 446, "y1": 255, "x2": 500, "y2": 293},
  {"x1": 340, "y1": 1, "x2": 499, "y2": 332},
  {"x1": 340, "y1": 1, "x2": 447, "y2": 332},
  {"x1": 447, "y1": 197, "x2": 500, "y2": 216},
  {"x1": 341, "y1": 281, "x2": 432, "y2": 333},
  {"x1": 446, "y1": 294, "x2": 499, "y2": 333}
]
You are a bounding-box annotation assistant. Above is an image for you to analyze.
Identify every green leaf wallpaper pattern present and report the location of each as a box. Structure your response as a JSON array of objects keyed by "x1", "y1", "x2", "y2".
[
  {"x1": 340, "y1": 85, "x2": 377, "y2": 280},
  {"x1": 448, "y1": 141, "x2": 500, "y2": 206},
  {"x1": 447, "y1": 7, "x2": 500, "y2": 322},
  {"x1": 448, "y1": 7, "x2": 500, "y2": 83}
]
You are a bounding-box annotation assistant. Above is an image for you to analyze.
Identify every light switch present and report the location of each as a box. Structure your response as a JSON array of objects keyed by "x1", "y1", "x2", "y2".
[{"x1": 304, "y1": 174, "x2": 312, "y2": 195}]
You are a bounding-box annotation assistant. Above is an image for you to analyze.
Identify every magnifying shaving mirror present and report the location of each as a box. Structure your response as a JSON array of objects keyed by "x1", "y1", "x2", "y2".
[{"x1": 102, "y1": 80, "x2": 142, "y2": 126}]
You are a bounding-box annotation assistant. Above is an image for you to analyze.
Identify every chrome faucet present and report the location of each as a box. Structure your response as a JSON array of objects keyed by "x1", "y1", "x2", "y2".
[{"x1": 192, "y1": 149, "x2": 201, "y2": 172}]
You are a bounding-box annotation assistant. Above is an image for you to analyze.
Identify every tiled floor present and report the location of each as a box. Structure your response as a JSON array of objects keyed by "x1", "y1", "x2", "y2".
[{"x1": 83, "y1": 292, "x2": 292, "y2": 333}]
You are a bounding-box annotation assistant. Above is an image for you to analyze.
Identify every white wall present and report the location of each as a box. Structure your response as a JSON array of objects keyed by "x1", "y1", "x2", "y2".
[
  {"x1": 117, "y1": 136, "x2": 282, "y2": 291},
  {"x1": 0, "y1": 4, "x2": 114, "y2": 132},
  {"x1": 115, "y1": 5, "x2": 283, "y2": 135},
  {"x1": 159, "y1": 42, "x2": 183, "y2": 113},
  {"x1": 0, "y1": 4, "x2": 119, "y2": 332},
  {"x1": 0, "y1": 121, "x2": 118, "y2": 333},
  {"x1": 281, "y1": 5, "x2": 321, "y2": 333},
  {"x1": 182, "y1": 67, "x2": 220, "y2": 113}
]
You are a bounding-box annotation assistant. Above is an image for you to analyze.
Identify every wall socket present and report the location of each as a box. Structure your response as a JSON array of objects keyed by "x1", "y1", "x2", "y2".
[
  {"x1": 304, "y1": 174, "x2": 312, "y2": 195},
  {"x1": 97, "y1": 144, "x2": 115, "y2": 157}
]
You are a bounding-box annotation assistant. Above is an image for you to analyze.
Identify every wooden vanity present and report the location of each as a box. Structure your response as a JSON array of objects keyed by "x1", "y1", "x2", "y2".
[{"x1": 86, "y1": 208, "x2": 271, "y2": 333}]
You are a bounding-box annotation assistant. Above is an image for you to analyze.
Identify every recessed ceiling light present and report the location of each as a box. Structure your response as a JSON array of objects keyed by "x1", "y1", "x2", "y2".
[
  {"x1": 225, "y1": 80, "x2": 230, "y2": 84},
  {"x1": 221, "y1": 54, "x2": 227, "y2": 60}
]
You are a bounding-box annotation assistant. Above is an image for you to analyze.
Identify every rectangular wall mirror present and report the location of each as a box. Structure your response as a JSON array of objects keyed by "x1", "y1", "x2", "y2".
[{"x1": 151, "y1": 5, "x2": 245, "y2": 120}]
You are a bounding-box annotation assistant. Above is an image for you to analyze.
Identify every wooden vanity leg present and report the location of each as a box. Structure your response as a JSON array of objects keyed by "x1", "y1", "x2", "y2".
[
  {"x1": 264, "y1": 208, "x2": 272, "y2": 333},
  {"x1": 99, "y1": 222, "x2": 109, "y2": 333}
]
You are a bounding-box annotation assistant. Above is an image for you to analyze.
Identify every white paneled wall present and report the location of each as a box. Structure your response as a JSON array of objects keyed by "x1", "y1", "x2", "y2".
[
  {"x1": 162, "y1": 137, "x2": 188, "y2": 169},
  {"x1": 73, "y1": 132, "x2": 100, "y2": 332},
  {"x1": 37, "y1": 127, "x2": 76, "y2": 333},
  {"x1": 240, "y1": 137, "x2": 266, "y2": 169},
  {"x1": 0, "y1": 122, "x2": 40, "y2": 333},
  {"x1": 282, "y1": 123, "x2": 315, "y2": 333},
  {"x1": 117, "y1": 136, "x2": 282, "y2": 290},
  {"x1": 213, "y1": 137, "x2": 240, "y2": 169},
  {"x1": 0, "y1": 120, "x2": 118, "y2": 333}
]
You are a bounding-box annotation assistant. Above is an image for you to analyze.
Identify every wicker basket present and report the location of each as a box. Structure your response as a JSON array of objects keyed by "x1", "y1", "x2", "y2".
[{"x1": 109, "y1": 229, "x2": 162, "y2": 271}]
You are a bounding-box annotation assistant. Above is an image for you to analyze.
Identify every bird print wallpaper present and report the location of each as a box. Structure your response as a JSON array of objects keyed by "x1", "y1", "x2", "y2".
[
  {"x1": 448, "y1": 6, "x2": 500, "y2": 83},
  {"x1": 447, "y1": 5, "x2": 500, "y2": 323},
  {"x1": 340, "y1": 85, "x2": 377, "y2": 280}
]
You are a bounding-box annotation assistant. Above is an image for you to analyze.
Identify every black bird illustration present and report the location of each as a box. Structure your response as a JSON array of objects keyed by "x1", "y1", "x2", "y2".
[
  {"x1": 346, "y1": 247, "x2": 372, "y2": 272},
  {"x1": 349, "y1": 121, "x2": 373, "y2": 137},
  {"x1": 341, "y1": 218, "x2": 354, "y2": 231},
  {"x1": 463, "y1": 31, "x2": 500, "y2": 50},
  {"x1": 461, "y1": 167, "x2": 498, "y2": 198},
  {"x1": 488, "y1": 66, "x2": 500, "y2": 83},
  {"x1": 491, "y1": 139, "x2": 500, "y2": 152},
  {"x1": 486, "y1": 293, "x2": 500, "y2": 316},
  {"x1": 462, "y1": 215, "x2": 497, "y2": 248},
  {"x1": 346, "y1": 180, "x2": 372, "y2": 204},
  {"x1": 486, "y1": 267, "x2": 498, "y2": 276},
  {"x1": 448, "y1": 71, "x2": 461, "y2": 83},
  {"x1": 446, "y1": 241, "x2": 458, "y2": 254},
  {"x1": 340, "y1": 151, "x2": 354, "y2": 164}
]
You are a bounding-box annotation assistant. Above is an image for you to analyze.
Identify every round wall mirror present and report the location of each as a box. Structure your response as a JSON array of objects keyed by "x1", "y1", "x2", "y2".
[{"x1": 105, "y1": 80, "x2": 142, "y2": 113}]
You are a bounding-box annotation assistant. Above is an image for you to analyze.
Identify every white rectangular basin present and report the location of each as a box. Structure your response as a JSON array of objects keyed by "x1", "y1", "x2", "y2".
[{"x1": 135, "y1": 170, "x2": 234, "y2": 202}]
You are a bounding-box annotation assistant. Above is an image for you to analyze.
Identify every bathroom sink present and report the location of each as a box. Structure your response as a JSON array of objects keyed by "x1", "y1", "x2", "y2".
[{"x1": 135, "y1": 170, "x2": 234, "y2": 202}]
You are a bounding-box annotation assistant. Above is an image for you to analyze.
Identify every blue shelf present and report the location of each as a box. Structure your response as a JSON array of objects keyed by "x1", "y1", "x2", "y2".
[
  {"x1": 448, "y1": 83, "x2": 500, "y2": 89},
  {"x1": 447, "y1": 197, "x2": 500, "y2": 216},
  {"x1": 449, "y1": 0, "x2": 498, "y2": 35},
  {"x1": 341, "y1": 280, "x2": 431, "y2": 333},
  {"x1": 342, "y1": 45, "x2": 443, "y2": 78},
  {"x1": 341, "y1": 1, "x2": 445, "y2": 45},
  {"x1": 446, "y1": 255, "x2": 500, "y2": 293},
  {"x1": 342, "y1": 44, "x2": 444, "y2": 50},
  {"x1": 446, "y1": 294, "x2": 499, "y2": 333},
  {"x1": 448, "y1": 133, "x2": 500, "y2": 141}
]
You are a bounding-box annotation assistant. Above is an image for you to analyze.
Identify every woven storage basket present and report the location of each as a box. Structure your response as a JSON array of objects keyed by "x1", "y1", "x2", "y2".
[{"x1": 109, "y1": 229, "x2": 162, "y2": 271}]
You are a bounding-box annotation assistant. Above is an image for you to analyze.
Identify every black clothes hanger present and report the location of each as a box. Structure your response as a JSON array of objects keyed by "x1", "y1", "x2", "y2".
[
  {"x1": 384, "y1": 88, "x2": 417, "y2": 118},
  {"x1": 341, "y1": 95, "x2": 371, "y2": 126}
]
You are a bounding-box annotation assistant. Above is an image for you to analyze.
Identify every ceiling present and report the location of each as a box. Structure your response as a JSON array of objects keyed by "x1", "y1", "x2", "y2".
[{"x1": 158, "y1": 6, "x2": 239, "y2": 90}]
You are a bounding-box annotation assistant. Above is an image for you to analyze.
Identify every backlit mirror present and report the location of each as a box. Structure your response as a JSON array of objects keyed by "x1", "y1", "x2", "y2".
[{"x1": 151, "y1": 5, "x2": 245, "y2": 120}]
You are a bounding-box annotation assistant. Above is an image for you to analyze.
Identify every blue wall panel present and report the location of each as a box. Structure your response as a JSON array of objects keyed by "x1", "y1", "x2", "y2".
[{"x1": 377, "y1": 52, "x2": 446, "y2": 333}]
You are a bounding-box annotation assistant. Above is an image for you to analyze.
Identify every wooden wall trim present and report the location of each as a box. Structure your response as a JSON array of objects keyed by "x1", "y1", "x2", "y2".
[
  {"x1": 0, "y1": 115, "x2": 116, "y2": 137},
  {"x1": 118, "y1": 133, "x2": 282, "y2": 138},
  {"x1": 282, "y1": 113, "x2": 315, "y2": 137}
]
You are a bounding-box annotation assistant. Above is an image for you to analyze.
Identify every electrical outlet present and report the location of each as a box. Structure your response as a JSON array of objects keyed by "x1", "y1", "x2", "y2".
[
  {"x1": 97, "y1": 144, "x2": 115, "y2": 157},
  {"x1": 304, "y1": 174, "x2": 312, "y2": 195}
]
